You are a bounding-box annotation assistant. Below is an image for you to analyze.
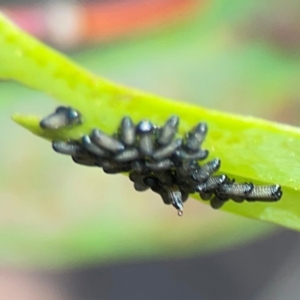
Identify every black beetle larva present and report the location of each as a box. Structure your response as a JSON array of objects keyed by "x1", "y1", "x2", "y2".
[
  {"x1": 136, "y1": 120, "x2": 155, "y2": 156},
  {"x1": 52, "y1": 141, "x2": 83, "y2": 156},
  {"x1": 152, "y1": 171, "x2": 174, "y2": 185},
  {"x1": 245, "y1": 185, "x2": 282, "y2": 201},
  {"x1": 152, "y1": 139, "x2": 182, "y2": 161},
  {"x1": 181, "y1": 191, "x2": 189, "y2": 203},
  {"x1": 150, "y1": 182, "x2": 184, "y2": 215},
  {"x1": 72, "y1": 154, "x2": 97, "y2": 166},
  {"x1": 175, "y1": 160, "x2": 197, "y2": 177},
  {"x1": 180, "y1": 174, "x2": 228, "y2": 195},
  {"x1": 197, "y1": 175, "x2": 229, "y2": 193},
  {"x1": 176, "y1": 149, "x2": 209, "y2": 161},
  {"x1": 114, "y1": 148, "x2": 140, "y2": 162},
  {"x1": 131, "y1": 160, "x2": 148, "y2": 174},
  {"x1": 162, "y1": 185, "x2": 184, "y2": 215},
  {"x1": 91, "y1": 129, "x2": 125, "y2": 153},
  {"x1": 145, "y1": 159, "x2": 174, "y2": 171},
  {"x1": 82, "y1": 135, "x2": 110, "y2": 157},
  {"x1": 157, "y1": 115, "x2": 179, "y2": 146},
  {"x1": 210, "y1": 196, "x2": 227, "y2": 209},
  {"x1": 184, "y1": 122, "x2": 208, "y2": 152},
  {"x1": 43, "y1": 107, "x2": 283, "y2": 215},
  {"x1": 133, "y1": 181, "x2": 149, "y2": 192},
  {"x1": 216, "y1": 182, "x2": 254, "y2": 202},
  {"x1": 191, "y1": 159, "x2": 221, "y2": 182},
  {"x1": 119, "y1": 117, "x2": 136, "y2": 147},
  {"x1": 40, "y1": 106, "x2": 81, "y2": 129},
  {"x1": 199, "y1": 191, "x2": 213, "y2": 200},
  {"x1": 129, "y1": 171, "x2": 143, "y2": 182},
  {"x1": 129, "y1": 172, "x2": 150, "y2": 191},
  {"x1": 101, "y1": 160, "x2": 131, "y2": 174},
  {"x1": 143, "y1": 176, "x2": 158, "y2": 189}
]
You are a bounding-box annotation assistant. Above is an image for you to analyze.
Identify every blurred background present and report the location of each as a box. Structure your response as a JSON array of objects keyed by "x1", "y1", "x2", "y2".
[{"x1": 1, "y1": 0, "x2": 300, "y2": 299}]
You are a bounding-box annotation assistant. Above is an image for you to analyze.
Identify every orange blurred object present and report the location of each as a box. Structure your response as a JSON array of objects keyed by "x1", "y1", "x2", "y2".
[
  {"x1": 81, "y1": 0, "x2": 203, "y2": 43},
  {"x1": 1, "y1": 0, "x2": 205, "y2": 47}
]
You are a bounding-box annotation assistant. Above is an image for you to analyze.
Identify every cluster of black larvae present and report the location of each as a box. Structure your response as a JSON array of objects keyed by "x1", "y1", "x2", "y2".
[{"x1": 40, "y1": 106, "x2": 283, "y2": 216}]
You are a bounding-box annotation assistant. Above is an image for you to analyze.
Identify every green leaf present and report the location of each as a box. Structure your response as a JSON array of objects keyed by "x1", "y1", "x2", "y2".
[{"x1": 1, "y1": 13, "x2": 300, "y2": 233}]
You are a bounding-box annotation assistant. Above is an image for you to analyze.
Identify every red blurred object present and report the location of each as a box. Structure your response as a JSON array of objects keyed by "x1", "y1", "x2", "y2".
[{"x1": 1, "y1": 0, "x2": 204, "y2": 48}]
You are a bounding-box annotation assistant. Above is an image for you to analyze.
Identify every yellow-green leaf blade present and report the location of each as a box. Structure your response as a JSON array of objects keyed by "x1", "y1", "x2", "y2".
[{"x1": 1, "y1": 13, "x2": 300, "y2": 230}]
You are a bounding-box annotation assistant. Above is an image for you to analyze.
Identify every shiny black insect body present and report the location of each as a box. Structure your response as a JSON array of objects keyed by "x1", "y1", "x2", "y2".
[
  {"x1": 119, "y1": 116, "x2": 136, "y2": 147},
  {"x1": 157, "y1": 115, "x2": 179, "y2": 146},
  {"x1": 136, "y1": 120, "x2": 155, "y2": 157},
  {"x1": 52, "y1": 140, "x2": 83, "y2": 156},
  {"x1": 41, "y1": 107, "x2": 283, "y2": 216},
  {"x1": 40, "y1": 106, "x2": 82, "y2": 129},
  {"x1": 91, "y1": 129, "x2": 125, "y2": 153}
]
